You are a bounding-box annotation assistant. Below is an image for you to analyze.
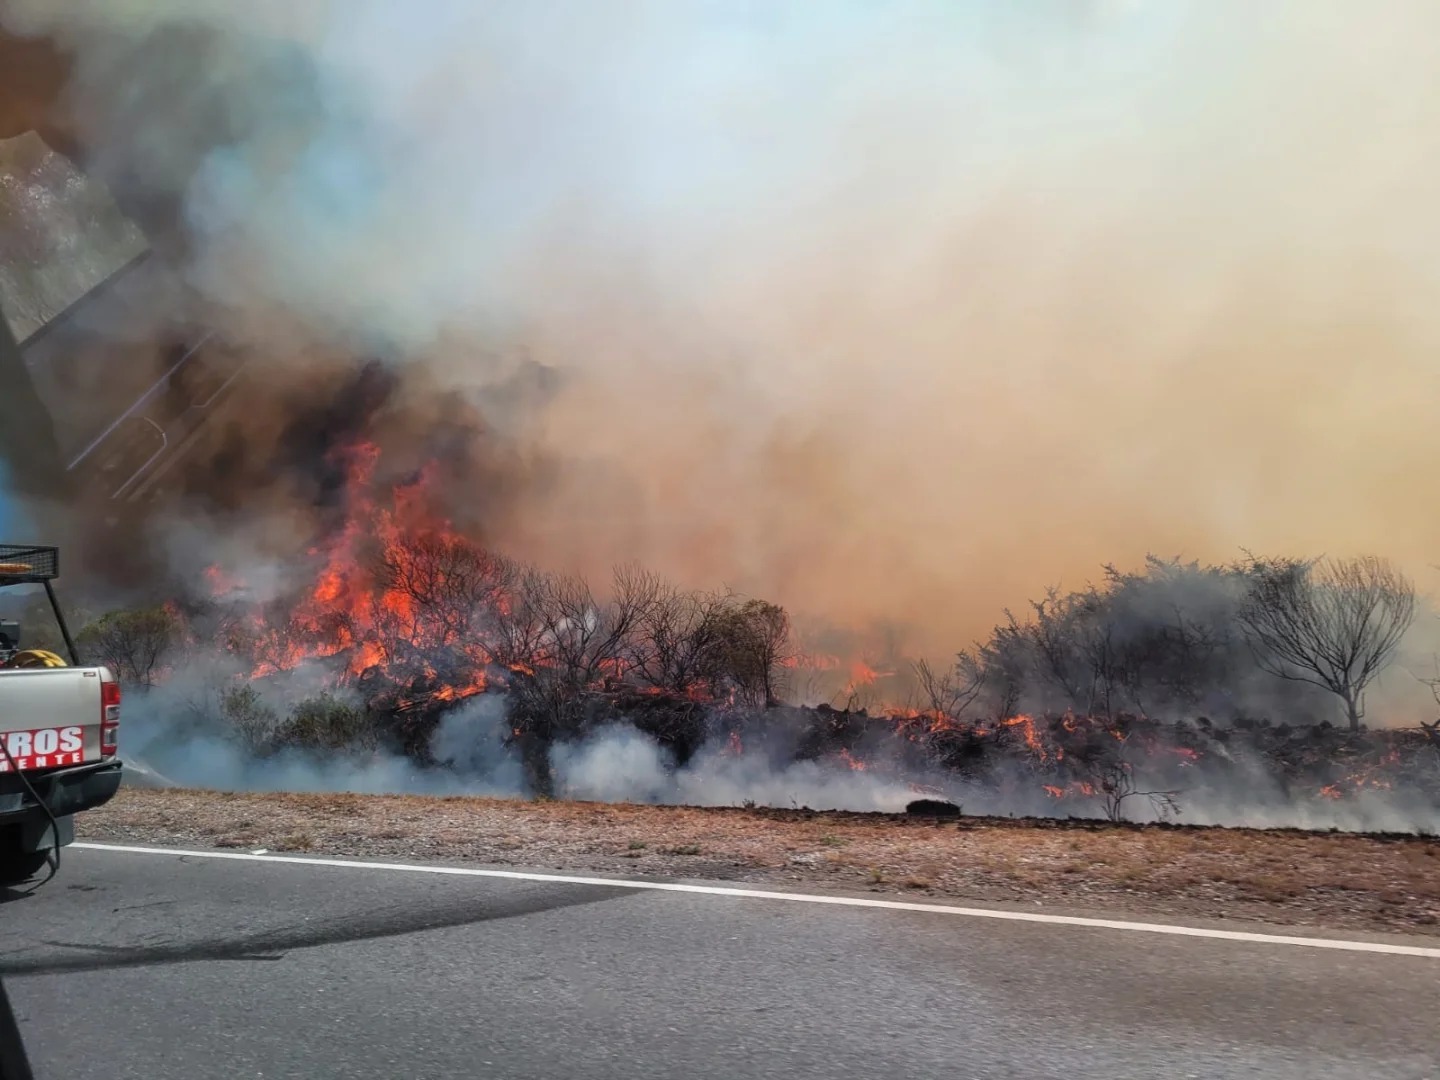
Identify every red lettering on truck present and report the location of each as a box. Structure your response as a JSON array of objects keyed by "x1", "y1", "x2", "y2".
[{"x1": 0, "y1": 726, "x2": 86, "y2": 771}]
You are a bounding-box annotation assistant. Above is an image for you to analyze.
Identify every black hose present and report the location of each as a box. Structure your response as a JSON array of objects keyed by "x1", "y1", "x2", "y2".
[{"x1": 0, "y1": 739, "x2": 60, "y2": 889}]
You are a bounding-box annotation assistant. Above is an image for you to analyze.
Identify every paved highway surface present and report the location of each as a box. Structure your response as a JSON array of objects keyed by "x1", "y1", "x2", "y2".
[{"x1": 1, "y1": 845, "x2": 1436, "y2": 1079}]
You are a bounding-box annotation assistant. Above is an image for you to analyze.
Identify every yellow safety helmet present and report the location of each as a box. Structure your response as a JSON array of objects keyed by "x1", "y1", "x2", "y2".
[{"x1": 4, "y1": 649, "x2": 68, "y2": 668}]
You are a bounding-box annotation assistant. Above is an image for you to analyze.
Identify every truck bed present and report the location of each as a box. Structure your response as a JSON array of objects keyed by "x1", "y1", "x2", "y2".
[{"x1": 0, "y1": 667, "x2": 113, "y2": 772}]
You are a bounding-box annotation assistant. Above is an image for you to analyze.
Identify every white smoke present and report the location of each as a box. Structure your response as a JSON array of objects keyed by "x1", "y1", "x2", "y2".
[
  {"x1": 127, "y1": 666, "x2": 932, "y2": 812},
  {"x1": 550, "y1": 724, "x2": 923, "y2": 812}
]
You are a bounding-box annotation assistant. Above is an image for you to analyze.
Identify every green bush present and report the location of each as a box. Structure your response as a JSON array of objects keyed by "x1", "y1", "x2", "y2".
[
  {"x1": 271, "y1": 692, "x2": 380, "y2": 753},
  {"x1": 219, "y1": 684, "x2": 280, "y2": 754}
]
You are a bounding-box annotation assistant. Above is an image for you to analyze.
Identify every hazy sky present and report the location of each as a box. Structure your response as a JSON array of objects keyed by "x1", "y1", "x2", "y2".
[{"x1": 10, "y1": 0, "x2": 1440, "y2": 653}]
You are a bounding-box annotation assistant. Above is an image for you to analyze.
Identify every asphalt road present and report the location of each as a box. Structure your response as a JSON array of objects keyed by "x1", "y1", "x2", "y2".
[{"x1": 1, "y1": 846, "x2": 1436, "y2": 1080}]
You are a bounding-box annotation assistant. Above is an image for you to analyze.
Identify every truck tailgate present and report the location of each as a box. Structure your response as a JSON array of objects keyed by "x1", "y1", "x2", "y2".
[{"x1": 0, "y1": 667, "x2": 111, "y2": 772}]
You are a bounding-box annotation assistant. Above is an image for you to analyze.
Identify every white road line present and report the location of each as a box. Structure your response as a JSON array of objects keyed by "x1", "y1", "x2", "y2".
[{"x1": 72, "y1": 841, "x2": 1440, "y2": 959}]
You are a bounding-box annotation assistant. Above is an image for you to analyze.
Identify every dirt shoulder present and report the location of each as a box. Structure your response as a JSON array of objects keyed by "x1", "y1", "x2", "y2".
[{"x1": 80, "y1": 787, "x2": 1440, "y2": 939}]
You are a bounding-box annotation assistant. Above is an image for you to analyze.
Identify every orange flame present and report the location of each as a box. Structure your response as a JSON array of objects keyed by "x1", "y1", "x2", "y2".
[
  {"x1": 1043, "y1": 780, "x2": 1099, "y2": 799},
  {"x1": 207, "y1": 441, "x2": 518, "y2": 697},
  {"x1": 999, "y1": 714, "x2": 1047, "y2": 760}
]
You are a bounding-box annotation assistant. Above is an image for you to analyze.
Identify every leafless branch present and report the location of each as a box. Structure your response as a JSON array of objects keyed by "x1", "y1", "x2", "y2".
[
  {"x1": 1089, "y1": 759, "x2": 1182, "y2": 823},
  {"x1": 1238, "y1": 555, "x2": 1414, "y2": 731},
  {"x1": 626, "y1": 584, "x2": 740, "y2": 699},
  {"x1": 912, "y1": 652, "x2": 984, "y2": 720},
  {"x1": 76, "y1": 606, "x2": 179, "y2": 686}
]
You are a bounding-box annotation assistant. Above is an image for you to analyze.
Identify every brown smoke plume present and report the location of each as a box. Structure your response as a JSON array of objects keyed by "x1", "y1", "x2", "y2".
[{"x1": 6, "y1": 0, "x2": 1440, "y2": 658}]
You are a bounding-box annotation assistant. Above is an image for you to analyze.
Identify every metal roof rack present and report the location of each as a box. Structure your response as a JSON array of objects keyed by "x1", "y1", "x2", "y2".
[{"x1": 0, "y1": 544, "x2": 60, "y2": 584}]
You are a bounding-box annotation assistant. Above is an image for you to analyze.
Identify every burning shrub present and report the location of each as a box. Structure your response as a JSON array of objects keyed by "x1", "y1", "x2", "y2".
[
  {"x1": 372, "y1": 529, "x2": 518, "y2": 666},
  {"x1": 146, "y1": 444, "x2": 807, "y2": 796},
  {"x1": 911, "y1": 655, "x2": 985, "y2": 723}
]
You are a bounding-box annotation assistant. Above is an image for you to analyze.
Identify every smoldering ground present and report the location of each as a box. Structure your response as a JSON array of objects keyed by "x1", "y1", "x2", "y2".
[
  {"x1": 107, "y1": 637, "x2": 1440, "y2": 833},
  {"x1": 124, "y1": 659, "x2": 930, "y2": 813}
]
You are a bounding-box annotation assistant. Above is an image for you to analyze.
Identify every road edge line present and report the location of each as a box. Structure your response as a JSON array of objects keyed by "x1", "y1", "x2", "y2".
[{"x1": 70, "y1": 841, "x2": 1440, "y2": 958}]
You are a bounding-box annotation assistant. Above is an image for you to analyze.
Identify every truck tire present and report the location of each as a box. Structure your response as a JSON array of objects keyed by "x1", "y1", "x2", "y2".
[{"x1": 0, "y1": 850, "x2": 52, "y2": 887}]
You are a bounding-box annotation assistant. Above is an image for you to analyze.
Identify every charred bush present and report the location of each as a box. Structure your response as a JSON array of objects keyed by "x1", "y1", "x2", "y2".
[
  {"x1": 906, "y1": 799, "x2": 961, "y2": 818},
  {"x1": 926, "y1": 725, "x2": 993, "y2": 777},
  {"x1": 792, "y1": 704, "x2": 891, "y2": 763},
  {"x1": 1088, "y1": 759, "x2": 1181, "y2": 823},
  {"x1": 603, "y1": 689, "x2": 710, "y2": 767}
]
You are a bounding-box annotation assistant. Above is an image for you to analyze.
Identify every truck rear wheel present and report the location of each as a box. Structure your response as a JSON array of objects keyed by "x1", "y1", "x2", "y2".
[{"x1": 0, "y1": 849, "x2": 52, "y2": 886}]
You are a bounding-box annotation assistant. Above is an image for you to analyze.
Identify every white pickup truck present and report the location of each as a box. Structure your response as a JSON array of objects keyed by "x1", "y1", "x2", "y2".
[{"x1": 0, "y1": 545, "x2": 123, "y2": 885}]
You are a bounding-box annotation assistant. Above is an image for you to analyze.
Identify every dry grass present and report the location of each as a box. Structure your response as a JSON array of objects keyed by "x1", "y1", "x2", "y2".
[{"x1": 79, "y1": 787, "x2": 1440, "y2": 937}]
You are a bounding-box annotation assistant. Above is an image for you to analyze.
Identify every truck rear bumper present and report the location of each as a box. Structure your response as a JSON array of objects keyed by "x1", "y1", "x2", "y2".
[{"x1": 0, "y1": 759, "x2": 123, "y2": 850}]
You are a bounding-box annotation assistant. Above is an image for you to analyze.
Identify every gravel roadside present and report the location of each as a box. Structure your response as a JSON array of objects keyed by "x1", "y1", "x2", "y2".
[{"x1": 78, "y1": 787, "x2": 1440, "y2": 938}]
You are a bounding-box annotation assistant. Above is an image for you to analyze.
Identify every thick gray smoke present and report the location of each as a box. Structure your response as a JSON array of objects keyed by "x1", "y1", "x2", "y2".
[{"x1": 7, "y1": 1, "x2": 1440, "y2": 655}]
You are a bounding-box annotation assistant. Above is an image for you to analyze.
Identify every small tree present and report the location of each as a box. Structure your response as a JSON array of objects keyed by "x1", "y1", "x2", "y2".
[
  {"x1": 526, "y1": 563, "x2": 662, "y2": 694},
  {"x1": 491, "y1": 563, "x2": 662, "y2": 795},
  {"x1": 974, "y1": 617, "x2": 1027, "y2": 718},
  {"x1": 76, "y1": 606, "x2": 180, "y2": 686},
  {"x1": 626, "y1": 584, "x2": 738, "y2": 700},
  {"x1": 711, "y1": 599, "x2": 792, "y2": 708},
  {"x1": 369, "y1": 533, "x2": 519, "y2": 692},
  {"x1": 373, "y1": 531, "x2": 515, "y2": 653},
  {"x1": 1026, "y1": 588, "x2": 1088, "y2": 708},
  {"x1": 1238, "y1": 555, "x2": 1415, "y2": 732}
]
